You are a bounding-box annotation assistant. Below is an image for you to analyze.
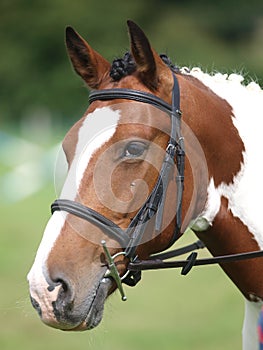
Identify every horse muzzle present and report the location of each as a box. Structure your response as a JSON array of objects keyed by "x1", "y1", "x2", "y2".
[{"x1": 28, "y1": 267, "x2": 112, "y2": 331}]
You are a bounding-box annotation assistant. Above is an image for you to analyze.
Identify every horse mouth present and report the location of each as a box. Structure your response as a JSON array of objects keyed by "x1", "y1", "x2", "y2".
[
  {"x1": 68, "y1": 277, "x2": 112, "y2": 331},
  {"x1": 30, "y1": 271, "x2": 113, "y2": 332}
]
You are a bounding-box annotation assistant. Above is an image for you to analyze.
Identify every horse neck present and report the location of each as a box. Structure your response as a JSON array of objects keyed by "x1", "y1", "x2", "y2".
[
  {"x1": 178, "y1": 73, "x2": 244, "y2": 187},
  {"x1": 178, "y1": 73, "x2": 263, "y2": 299},
  {"x1": 173, "y1": 73, "x2": 244, "y2": 237}
]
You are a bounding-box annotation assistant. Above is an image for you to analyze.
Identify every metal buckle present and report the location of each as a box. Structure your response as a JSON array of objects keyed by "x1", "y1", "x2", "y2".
[{"x1": 101, "y1": 240, "x2": 128, "y2": 301}]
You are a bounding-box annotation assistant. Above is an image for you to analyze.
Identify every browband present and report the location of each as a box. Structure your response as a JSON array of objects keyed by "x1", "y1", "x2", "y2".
[{"x1": 89, "y1": 88, "x2": 175, "y2": 115}]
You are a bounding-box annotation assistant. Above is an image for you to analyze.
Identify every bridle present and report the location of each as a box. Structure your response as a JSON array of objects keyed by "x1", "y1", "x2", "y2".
[
  {"x1": 51, "y1": 72, "x2": 263, "y2": 301},
  {"x1": 51, "y1": 73, "x2": 184, "y2": 298}
]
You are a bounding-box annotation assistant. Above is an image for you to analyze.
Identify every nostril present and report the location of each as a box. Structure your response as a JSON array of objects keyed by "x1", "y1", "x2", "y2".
[
  {"x1": 50, "y1": 277, "x2": 75, "y2": 319},
  {"x1": 50, "y1": 276, "x2": 75, "y2": 303},
  {"x1": 57, "y1": 278, "x2": 69, "y2": 293}
]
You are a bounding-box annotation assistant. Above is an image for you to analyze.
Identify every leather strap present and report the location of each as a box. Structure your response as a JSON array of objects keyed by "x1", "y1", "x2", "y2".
[
  {"x1": 128, "y1": 248, "x2": 263, "y2": 274},
  {"x1": 51, "y1": 199, "x2": 130, "y2": 248},
  {"x1": 89, "y1": 88, "x2": 172, "y2": 114}
]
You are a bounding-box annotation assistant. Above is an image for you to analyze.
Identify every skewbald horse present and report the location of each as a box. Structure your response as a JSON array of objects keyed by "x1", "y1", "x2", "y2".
[{"x1": 27, "y1": 21, "x2": 263, "y2": 349}]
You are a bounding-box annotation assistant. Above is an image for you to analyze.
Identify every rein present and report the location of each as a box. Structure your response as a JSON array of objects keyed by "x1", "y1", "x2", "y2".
[
  {"x1": 51, "y1": 72, "x2": 263, "y2": 301},
  {"x1": 128, "y1": 237, "x2": 263, "y2": 276}
]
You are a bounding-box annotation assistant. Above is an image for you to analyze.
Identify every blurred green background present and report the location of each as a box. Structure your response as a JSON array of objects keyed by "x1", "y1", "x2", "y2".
[{"x1": 1, "y1": 0, "x2": 262, "y2": 349}]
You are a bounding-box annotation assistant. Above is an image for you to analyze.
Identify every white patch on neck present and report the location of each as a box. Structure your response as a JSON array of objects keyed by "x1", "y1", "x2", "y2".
[
  {"x1": 28, "y1": 106, "x2": 120, "y2": 287},
  {"x1": 187, "y1": 69, "x2": 263, "y2": 248},
  {"x1": 190, "y1": 178, "x2": 220, "y2": 231}
]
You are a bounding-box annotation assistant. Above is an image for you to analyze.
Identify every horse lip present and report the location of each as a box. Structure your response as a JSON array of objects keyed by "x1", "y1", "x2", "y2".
[
  {"x1": 86, "y1": 278, "x2": 112, "y2": 329},
  {"x1": 67, "y1": 277, "x2": 112, "y2": 331}
]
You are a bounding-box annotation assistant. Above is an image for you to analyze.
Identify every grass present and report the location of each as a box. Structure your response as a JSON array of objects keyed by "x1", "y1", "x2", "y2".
[{"x1": 0, "y1": 184, "x2": 243, "y2": 350}]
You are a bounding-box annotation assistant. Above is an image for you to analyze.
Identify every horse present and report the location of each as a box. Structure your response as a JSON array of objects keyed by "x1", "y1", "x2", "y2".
[{"x1": 27, "y1": 21, "x2": 263, "y2": 349}]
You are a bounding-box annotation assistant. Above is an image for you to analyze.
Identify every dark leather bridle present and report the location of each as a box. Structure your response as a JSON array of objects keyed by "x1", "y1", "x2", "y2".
[
  {"x1": 51, "y1": 73, "x2": 263, "y2": 301},
  {"x1": 51, "y1": 73, "x2": 184, "y2": 298}
]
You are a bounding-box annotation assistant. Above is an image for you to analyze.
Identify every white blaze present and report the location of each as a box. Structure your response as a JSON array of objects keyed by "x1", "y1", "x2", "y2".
[{"x1": 28, "y1": 107, "x2": 120, "y2": 289}]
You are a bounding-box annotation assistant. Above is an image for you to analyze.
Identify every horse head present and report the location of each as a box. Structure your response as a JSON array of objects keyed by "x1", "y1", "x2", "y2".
[{"x1": 27, "y1": 20, "x2": 213, "y2": 331}]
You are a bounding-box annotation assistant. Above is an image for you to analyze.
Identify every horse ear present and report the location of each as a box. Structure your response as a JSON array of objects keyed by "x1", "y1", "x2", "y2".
[
  {"x1": 127, "y1": 20, "x2": 158, "y2": 90},
  {"x1": 127, "y1": 20, "x2": 172, "y2": 92},
  {"x1": 65, "y1": 26, "x2": 111, "y2": 89}
]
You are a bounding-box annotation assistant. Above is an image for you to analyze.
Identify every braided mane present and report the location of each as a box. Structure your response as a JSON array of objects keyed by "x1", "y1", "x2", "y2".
[{"x1": 109, "y1": 52, "x2": 180, "y2": 81}]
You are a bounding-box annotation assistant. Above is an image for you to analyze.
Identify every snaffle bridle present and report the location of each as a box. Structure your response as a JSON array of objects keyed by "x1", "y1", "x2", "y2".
[{"x1": 51, "y1": 72, "x2": 263, "y2": 301}]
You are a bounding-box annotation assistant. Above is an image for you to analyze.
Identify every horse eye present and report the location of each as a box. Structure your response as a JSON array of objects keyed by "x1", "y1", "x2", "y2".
[{"x1": 123, "y1": 141, "x2": 147, "y2": 158}]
